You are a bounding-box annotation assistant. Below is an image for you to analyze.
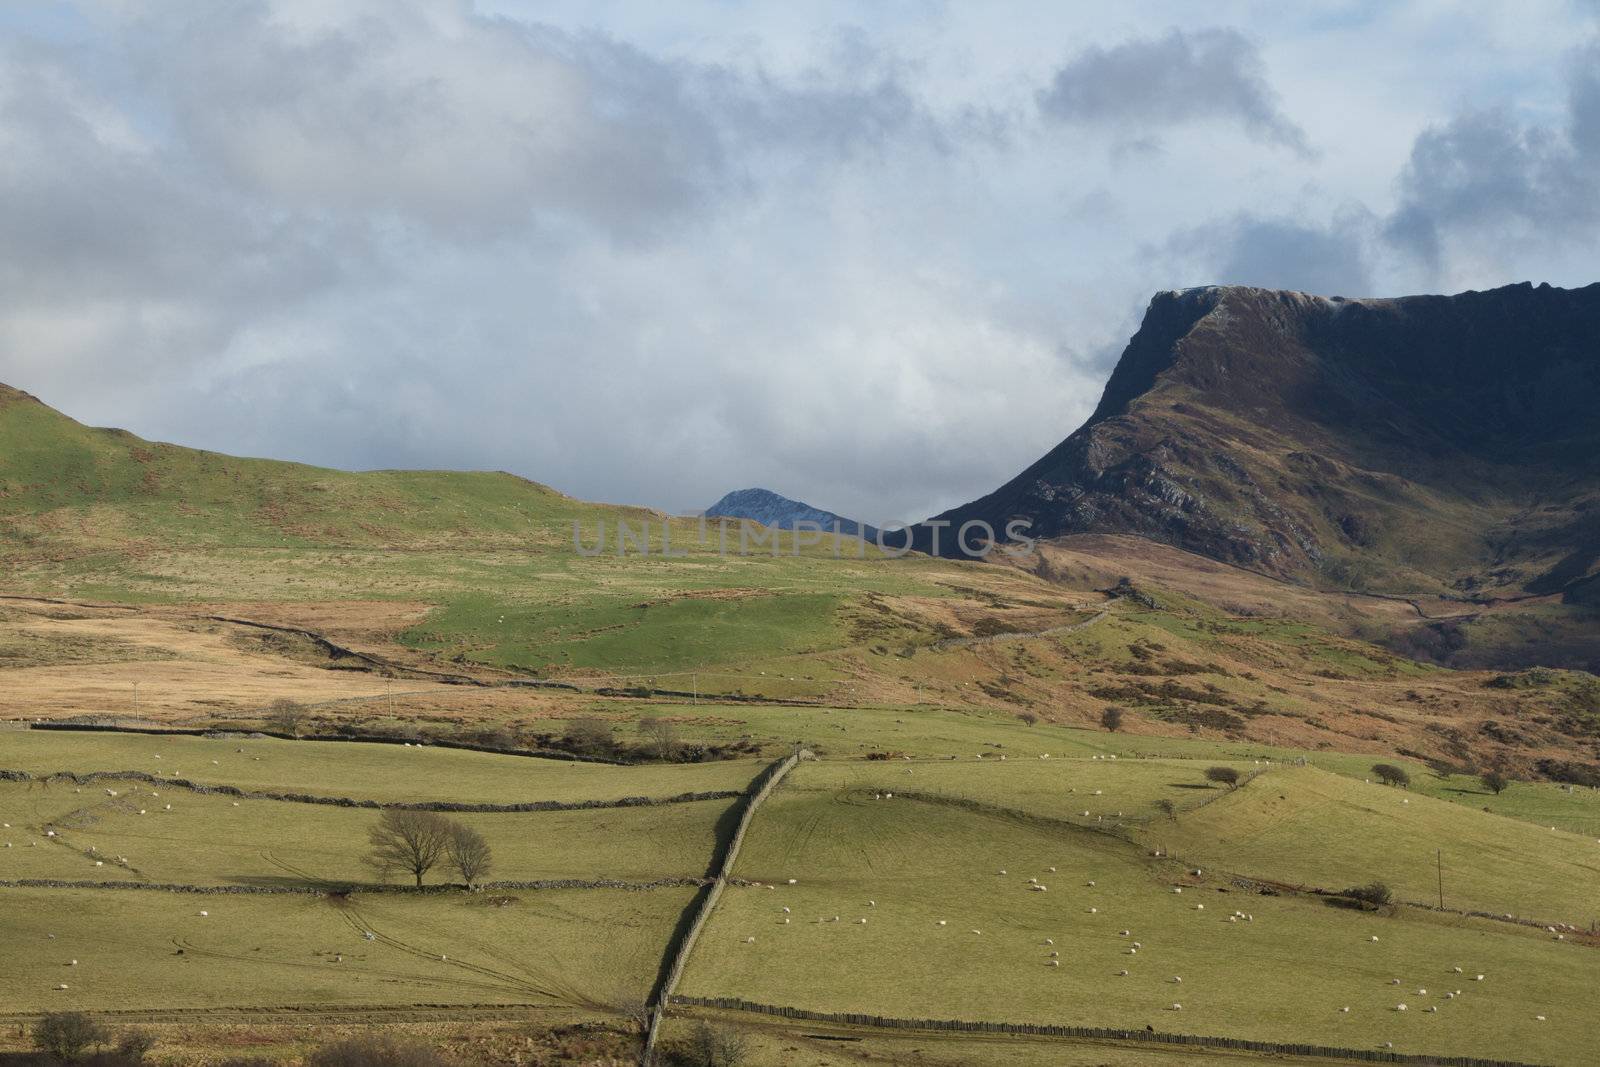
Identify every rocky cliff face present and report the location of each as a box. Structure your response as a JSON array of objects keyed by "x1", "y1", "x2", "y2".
[{"x1": 919, "y1": 282, "x2": 1600, "y2": 600}]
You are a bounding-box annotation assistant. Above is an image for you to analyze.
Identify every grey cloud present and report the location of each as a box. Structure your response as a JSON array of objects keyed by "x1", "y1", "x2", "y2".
[
  {"x1": 110, "y1": 4, "x2": 971, "y2": 244},
  {"x1": 1038, "y1": 29, "x2": 1311, "y2": 156},
  {"x1": 1163, "y1": 211, "x2": 1374, "y2": 298},
  {"x1": 1385, "y1": 39, "x2": 1600, "y2": 270}
]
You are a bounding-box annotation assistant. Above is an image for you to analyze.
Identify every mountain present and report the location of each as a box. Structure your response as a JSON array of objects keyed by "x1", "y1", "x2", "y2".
[
  {"x1": 704, "y1": 487, "x2": 878, "y2": 541},
  {"x1": 920, "y1": 282, "x2": 1600, "y2": 592},
  {"x1": 915, "y1": 282, "x2": 1600, "y2": 670}
]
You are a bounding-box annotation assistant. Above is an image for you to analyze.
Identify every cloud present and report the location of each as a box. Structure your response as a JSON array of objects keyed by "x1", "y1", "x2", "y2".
[
  {"x1": 1038, "y1": 28, "x2": 1311, "y2": 156},
  {"x1": 1385, "y1": 38, "x2": 1600, "y2": 271},
  {"x1": 1161, "y1": 210, "x2": 1374, "y2": 298}
]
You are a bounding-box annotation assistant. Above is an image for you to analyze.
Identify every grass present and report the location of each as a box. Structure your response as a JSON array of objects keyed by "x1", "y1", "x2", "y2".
[
  {"x1": 781, "y1": 756, "x2": 1258, "y2": 824},
  {"x1": 401, "y1": 590, "x2": 850, "y2": 675},
  {"x1": 682, "y1": 765, "x2": 1599, "y2": 1065},
  {"x1": 0, "y1": 782, "x2": 732, "y2": 885},
  {"x1": 1140, "y1": 766, "x2": 1600, "y2": 925},
  {"x1": 0, "y1": 730, "x2": 765, "y2": 805},
  {"x1": 0, "y1": 885, "x2": 692, "y2": 1012}
]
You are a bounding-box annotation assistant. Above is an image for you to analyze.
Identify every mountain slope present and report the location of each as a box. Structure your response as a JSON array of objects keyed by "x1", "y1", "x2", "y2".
[
  {"x1": 919, "y1": 282, "x2": 1600, "y2": 604},
  {"x1": 704, "y1": 487, "x2": 878, "y2": 540},
  {"x1": 0, "y1": 382, "x2": 644, "y2": 554}
]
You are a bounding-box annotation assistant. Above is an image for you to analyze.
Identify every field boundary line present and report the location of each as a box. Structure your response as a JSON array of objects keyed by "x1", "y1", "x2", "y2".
[
  {"x1": 1, "y1": 767, "x2": 739, "y2": 813},
  {"x1": 0, "y1": 877, "x2": 706, "y2": 894},
  {"x1": 669, "y1": 995, "x2": 1552, "y2": 1067},
  {"x1": 641, "y1": 748, "x2": 807, "y2": 1064}
]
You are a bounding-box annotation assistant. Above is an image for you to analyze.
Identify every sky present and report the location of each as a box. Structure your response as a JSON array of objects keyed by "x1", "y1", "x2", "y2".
[{"x1": 2, "y1": 1, "x2": 1598, "y2": 523}]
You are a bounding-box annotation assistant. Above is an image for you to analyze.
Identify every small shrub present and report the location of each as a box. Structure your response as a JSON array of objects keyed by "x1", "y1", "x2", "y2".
[
  {"x1": 1341, "y1": 881, "x2": 1393, "y2": 909},
  {"x1": 681, "y1": 1022, "x2": 750, "y2": 1067},
  {"x1": 1372, "y1": 763, "x2": 1411, "y2": 788},
  {"x1": 1017, "y1": 711, "x2": 1039, "y2": 727},
  {"x1": 1204, "y1": 766, "x2": 1240, "y2": 789},
  {"x1": 33, "y1": 1012, "x2": 108, "y2": 1062},
  {"x1": 1155, "y1": 798, "x2": 1178, "y2": 822},
  {"x1": 1100, "y1": 706, "x2": 1124, "y2": 732},
  {"x1": 116, "y1": 1028, "x2": 156, "y2": 1061},
  {"x1": 1480, "y1": 768, "x2": 1511, "y2": 795},
  {"x1": 565, "y1": 716, "x2": 616, "y2": 758}
]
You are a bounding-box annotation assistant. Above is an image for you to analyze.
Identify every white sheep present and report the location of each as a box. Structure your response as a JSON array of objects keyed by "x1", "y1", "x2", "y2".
[
  {"x1": 1117, "y1": 969, "x2": 1128, "y2": 976},
  {"x1": 1396, "y1": 1004, "x2": 1408, "y2": 1012}
]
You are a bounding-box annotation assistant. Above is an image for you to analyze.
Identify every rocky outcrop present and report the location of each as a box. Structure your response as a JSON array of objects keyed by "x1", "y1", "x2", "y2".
[{"x1": 916, "y1": 282, "x2": 1600, "y2": 601}]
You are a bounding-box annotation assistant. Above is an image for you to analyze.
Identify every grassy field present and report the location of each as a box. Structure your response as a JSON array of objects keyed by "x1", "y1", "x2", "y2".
[
  {"x1": 0, "y1": 782, "x2": 731, "y2": 885},
  {"x1": 6, "y1": 388, "x2": 1600, "y2": 1063},
  {"x1": 1138, "y1": 766, "x2": 1600, "y2": 925},
  {"x1": 682, "y1": 766, "x2": 1598, "y2": 1064},
  {"x1": 777, "y1": 756, "x2": 1259, "y2": 824},
  {"x1": 0, "y1": 885, "x2": 691, "y2": 1013},
  {"x1": 0, "y1": 729, "x2": 764, "y2": 805}
]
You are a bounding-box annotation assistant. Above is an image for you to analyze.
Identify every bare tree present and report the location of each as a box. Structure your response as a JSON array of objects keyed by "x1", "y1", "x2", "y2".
[
  {"x1": 445, "y1": 822, "x2": 493, "y2": 887},
  {"x1": 613, "y1": 988, "x2": 653, "y2": 1038},
  {"x1": 1480, "y1": 768, "x2": 1511, "y2": 795},
  {"x1": 1100, "y1": 706, "x2": 1124, "y2": 733},
  {"x1": 565, "y1": 716, "x2": 616, "y2": 757},
  {"x1": 266, "y1": 698, "x2": 306, "y2": 738},
  {"x1": 368, "y1": 810, "x2": 451, "y2": 887},
  {"x1": 638, "y1": 716, "x2": 682, "y2": 761},
  {"x1": 1204, "y1": 766, "x2": 1240, "y2": 789},
  {"x1": 1155, "y1": 798, "x2": 1178, "y2": 822},
  {"x1": 684, "y1": 1021, "x2": 750, "y2": 1067}
]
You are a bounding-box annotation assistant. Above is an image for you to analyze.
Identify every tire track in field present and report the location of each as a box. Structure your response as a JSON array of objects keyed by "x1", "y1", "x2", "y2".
[
  {"x1": 337, "y1": 898, "x2": 564, "y2": 1001},
  {"x1": 167, "y1": 935, "x2": 519, "y2": 999}
]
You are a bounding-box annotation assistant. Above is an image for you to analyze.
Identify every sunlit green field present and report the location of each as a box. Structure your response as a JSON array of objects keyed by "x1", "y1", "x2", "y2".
[
  {"x1": 1137, "y1": 765, "x2": 1600, "y2": 924},
  {"x1": 0, "y1": 782, "x2": 731, "y2": 885},
  {"x1": 682, "y1": 765, "x2": 1599, "y2": 1064},
  {"x1": 0, "y1": 729, "x2": 763, "y2": 805},
  {"x1": 0, "y1": 885, "x2": 691, "y2": 1012}
]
